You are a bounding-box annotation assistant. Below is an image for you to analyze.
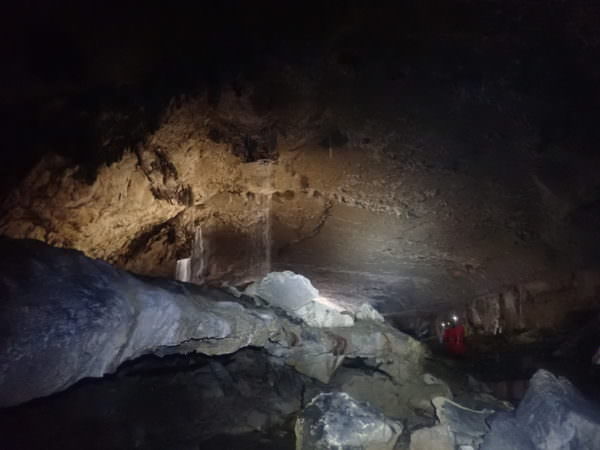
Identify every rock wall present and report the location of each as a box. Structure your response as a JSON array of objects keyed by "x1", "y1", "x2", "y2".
[
  {"x1": 466, "y1": 269, "x2": 600, "y2": 335},
  {"x1": 3, "y1": 10, "x2": 600, "y2": 311}
]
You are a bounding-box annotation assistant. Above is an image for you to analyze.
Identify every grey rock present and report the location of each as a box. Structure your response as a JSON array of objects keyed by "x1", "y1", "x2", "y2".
[
  {"x1": 482, "y1": 369, "x2": 600, "y2": 450},
  {"x1": 256, "y1": 271, "x2": 320, "y2": 310},
  {"x1": 0, "y1": 238, "x2": 279, "y2": 407},
  {"x1": 266, "y1": 324, "x2": 347, "y2": 383},
  {"x1": 432, "y1": 397, "x2": 494, "y2": 448},
  {"x1": 410, "y1": 424, "x2": 454, "y2": 450},
  {"x1": 423, "y1": 373, "x2": 453, "y2": 399},
  {"x1": 295, "y1": 392, "x2": 403, "y2": 450},
  {"x1": 332, "y1": 368, "x2": 409, "y2": 418},
  {"x1": 335, "y1": 321, "x2": 427, "y2": 383},
  {"x1": 255, "y1": 271, "x2": 354, "y2": 328},
  {"x1": 482, "y1": 411, "x2": 536, "y2": 450},
  {"x1": 0, "y1": 238, "x2": 429, "y2": 415},
  {"x1": 0, "y1": 347, "x2": 310, "y2": 449},
  {"x1": 355, "y1": 303, "x2": 385, "y2": 322}
]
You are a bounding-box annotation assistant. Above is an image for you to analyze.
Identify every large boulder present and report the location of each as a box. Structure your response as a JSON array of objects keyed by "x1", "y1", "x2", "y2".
[
  {"x1": 482, "y1": 369, "x2": 600, "y2": 450},
  {"x1": 252, "y1": 271, "x2": 355, "y2": 328},
  {"x1": 295, "y1": 392, "x2": 403, "y2": 450},
  {"x1": 0, "y1": 238, "x2": 279, "y2": 407}
]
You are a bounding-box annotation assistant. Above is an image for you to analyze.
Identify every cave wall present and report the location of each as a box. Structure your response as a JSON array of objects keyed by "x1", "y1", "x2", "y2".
[
  {"x1": 467, "y1": 268, "x2": 600, "y2": 335},
  {"x1": 2, "y1": 2, "x2": 600, "y2": 312}
]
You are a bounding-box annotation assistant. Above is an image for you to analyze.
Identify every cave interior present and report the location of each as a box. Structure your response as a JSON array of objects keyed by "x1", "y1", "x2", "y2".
[{"x1": 2, "y1": 2, "x2": 600, "y2": 449}]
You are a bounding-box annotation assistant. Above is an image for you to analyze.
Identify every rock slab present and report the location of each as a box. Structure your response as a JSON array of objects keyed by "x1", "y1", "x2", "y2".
[
  {"x1": 410, "y1": 424, "x2": 454, "y2": 450},
  {"x1": 0, "y1": 238, "x2": 277, "y2": 407},
  {"x1": 254, "y1": 271, "x2": 355, "y2": 328}
]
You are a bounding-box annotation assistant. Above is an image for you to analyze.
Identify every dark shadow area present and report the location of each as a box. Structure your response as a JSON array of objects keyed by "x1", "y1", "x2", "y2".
[{"x1": 0, "y1": 348, "x2": 303, "y2": 450}]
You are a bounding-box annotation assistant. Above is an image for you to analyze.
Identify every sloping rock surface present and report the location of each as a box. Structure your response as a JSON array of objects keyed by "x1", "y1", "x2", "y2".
[
  {"x1": 0, "y1": 237, "x2": 278, "y2": 407},
  {"x1": 0, "y1": 237, "x2": 430, "y2": 410},
  {"x1": 432, "y1": 396, "x2": 493, "y2": 449}
]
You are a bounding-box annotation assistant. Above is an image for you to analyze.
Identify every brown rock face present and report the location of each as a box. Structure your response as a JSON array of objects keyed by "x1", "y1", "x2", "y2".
[
  {"x1": 2, "y1": 1, "x2": 600, "y2": 313},
  {"x1": 1, "y1": 81, "x2": 600, "y2": 313}
]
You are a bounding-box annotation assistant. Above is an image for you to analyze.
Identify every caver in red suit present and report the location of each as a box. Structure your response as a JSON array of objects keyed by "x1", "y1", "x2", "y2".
[{"x1": 443, "y1": 324, "x2": 466, "y2": 356}]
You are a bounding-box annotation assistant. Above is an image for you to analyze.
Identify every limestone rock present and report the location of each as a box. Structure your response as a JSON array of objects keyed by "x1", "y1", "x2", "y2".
[
  {"x1": 482, "y1": 412, "x2": 536, "y2": 450},
  {"x1": 423, "y1": 373, "x2": 453, "y2": 398},
  {"x1": 410, "y1": 425, "x2": 454, "y2": 450},
  {"x1": 0, "y1": 238, "x2": 279, "y2": 408},
  {"x1": 355, "y1": 302, "x2": 385, "y2": 322},
  {"x1": 483, "y1": 369, "x2": 600, "y2": 450},
  {"x1": 335, "y1": 321, "x2": 427, "y2": 383},
  {"x1": 332, "y1": 368, "x2": 409, "y2": 418},
  {"x1": 281, "y1": 330, "x2": 346, "y2": 384},
  {"x1": 295, "y1": 392, "x2": 403, "y2": 450},
  {"x1": 432, "y1": 397, "x2": 494, "y2": 449},
  {"x1": 255, "y1": 271, "x2": 354, "y2": 328},
  {"x1": 256, "y1": 271, "x2": 320, "y2": 309},
  {"x1": 331, "y1": 363, "x2": 453, "y2": 420}
]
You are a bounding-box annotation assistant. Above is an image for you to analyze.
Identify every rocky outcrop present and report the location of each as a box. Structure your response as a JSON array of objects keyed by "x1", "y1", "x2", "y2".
[
  {"x1": 0, "y1": 237, "x2": 429, "y2": 409},
  {"x1": 295, "y1": 392, "x2": 403, "y2": 450},
  {"x1": 0, "y1": 237, "x2": 279, "y2": 407}
]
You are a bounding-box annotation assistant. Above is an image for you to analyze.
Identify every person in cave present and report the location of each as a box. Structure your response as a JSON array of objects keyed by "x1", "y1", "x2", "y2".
[{"x1": 443, "y1": 314, "x2": 466, "y2": 357}]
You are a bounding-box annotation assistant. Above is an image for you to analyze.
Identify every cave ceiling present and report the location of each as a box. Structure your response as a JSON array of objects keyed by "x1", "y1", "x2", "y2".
[{"x1": 1, "y1": 1, "x2": 600, "y2": 313}]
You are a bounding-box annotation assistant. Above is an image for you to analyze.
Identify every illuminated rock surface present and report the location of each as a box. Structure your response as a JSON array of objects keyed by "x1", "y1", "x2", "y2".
[
  {"x1": 253, "y1": 271, "x2": 355, "y2": 328},
  {"x1": 2, "y1": 66, "x2": 600, "y2": 315},
  {"x1": 0, "y1": 238, "x2": 426, "y2": 407},
  {"x1": 295, "y1": 392, "x2": 403, "y2": 450},
  {"x1": 2, "y1": 238, "x2": 600, "y2": 449},
  {"x1": 0, "y1": 237, "x2": 278, "y2": 407}
]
